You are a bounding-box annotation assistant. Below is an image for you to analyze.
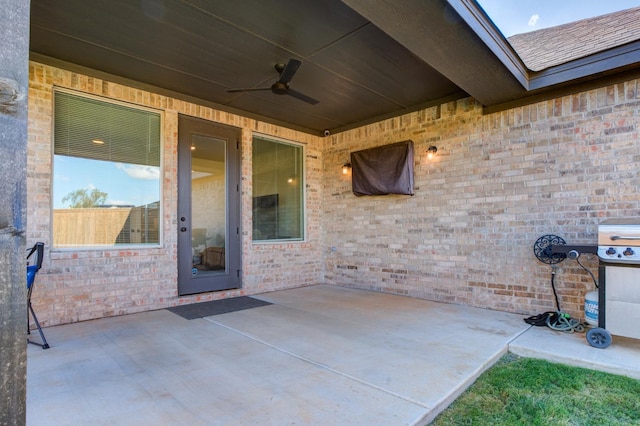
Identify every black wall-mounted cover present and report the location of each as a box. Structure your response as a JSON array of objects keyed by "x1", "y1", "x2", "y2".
[{"x1": 351, "y1": 140, "x2": 414, "y2": 196}]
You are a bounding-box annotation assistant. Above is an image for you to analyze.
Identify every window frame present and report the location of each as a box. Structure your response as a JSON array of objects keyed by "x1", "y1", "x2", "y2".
[
  {"x1": 51, "y1": 88, "x2": 164, "y2": 251},
  {"x1": 251, "y1": 134, "x2": 306, "y2": 244}
]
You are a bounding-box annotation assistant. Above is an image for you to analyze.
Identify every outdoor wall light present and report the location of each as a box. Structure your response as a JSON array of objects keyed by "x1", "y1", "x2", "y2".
[
  {"x1": 342, "y1": 162, "x2": 352, "y2": 175},
  {"x1": 427, "y1": 146, "x2": 438, "y2": 159}
]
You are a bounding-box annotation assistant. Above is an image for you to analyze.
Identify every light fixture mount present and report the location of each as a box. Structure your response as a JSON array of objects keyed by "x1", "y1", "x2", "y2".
[
  {"x1": 427, "y1": 146, "x2": 438, "y2": 159},
  {"x1": 342, "y1": 162, "x2": 352, "y2": 175}
]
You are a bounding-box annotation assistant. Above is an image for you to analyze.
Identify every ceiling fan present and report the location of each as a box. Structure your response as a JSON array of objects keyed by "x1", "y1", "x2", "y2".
[{"x1": 226, "y1": 59, "x2": 319, "y2": 105}]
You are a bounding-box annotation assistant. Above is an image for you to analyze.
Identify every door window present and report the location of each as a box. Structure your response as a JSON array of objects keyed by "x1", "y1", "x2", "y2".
[{"x1": 190, "y1": 135, "x2": 227, "y2": 274}]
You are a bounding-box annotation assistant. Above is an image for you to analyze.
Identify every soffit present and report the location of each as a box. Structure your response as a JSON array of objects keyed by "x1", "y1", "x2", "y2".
[{"x1": 29, "y1": 0, "x2": 640, "y2": 135}]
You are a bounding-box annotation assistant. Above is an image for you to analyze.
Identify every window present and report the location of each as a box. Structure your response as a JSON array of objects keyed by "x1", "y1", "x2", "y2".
[
  {"x1": 53, "y1": 91, "x2": 161, "y2": 248},
  {"x1": 252, "y1": 136, "x2": 304, "y2": 241}
]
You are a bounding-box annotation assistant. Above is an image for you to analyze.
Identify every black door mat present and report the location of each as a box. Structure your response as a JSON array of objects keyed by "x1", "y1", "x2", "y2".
[{"x1": 166, "y1": 296, "x2": 272, "y2": 320}]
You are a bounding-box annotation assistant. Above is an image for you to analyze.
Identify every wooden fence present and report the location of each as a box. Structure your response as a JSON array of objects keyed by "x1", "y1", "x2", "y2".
[{"x1": 53, "y1": 206, "x2": 159, "y2": 246}]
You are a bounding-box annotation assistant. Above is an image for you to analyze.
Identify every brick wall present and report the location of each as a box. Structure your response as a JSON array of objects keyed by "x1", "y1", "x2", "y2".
[
  {"x1": 28, "y1": 61, "x2": 640, "y2": 326},
  {"x1": 322, "y1": 84, "x2": 640, "y2": 320},
  {"x1": 27, "y1": 62, "x2": 324, "y2": 327}
]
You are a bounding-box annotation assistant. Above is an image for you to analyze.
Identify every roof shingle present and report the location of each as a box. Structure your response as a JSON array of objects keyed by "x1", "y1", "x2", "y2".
[{"x1": 507, "y1": 6, "x2": 640, "y2": 71}]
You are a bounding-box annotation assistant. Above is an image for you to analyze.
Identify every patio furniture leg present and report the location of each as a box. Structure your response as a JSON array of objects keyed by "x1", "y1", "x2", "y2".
[{"x1": 28, "y1": 302, "x2": 50, "y2": 349}]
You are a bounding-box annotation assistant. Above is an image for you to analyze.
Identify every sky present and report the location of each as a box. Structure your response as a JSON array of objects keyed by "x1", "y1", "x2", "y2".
[
  {"x1": 476, "y1": 0, "x2": 640, "y2": 37},
  {"x1": 54, "y1": 156, "x2": 160, "y2": 209}
]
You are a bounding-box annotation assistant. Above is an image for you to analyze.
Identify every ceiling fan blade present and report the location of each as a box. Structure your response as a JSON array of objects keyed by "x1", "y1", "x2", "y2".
[
  {"x1": 278, "y1": 59, "x2": 302, "y2": 84},
  {"x1": 287, "y1": 88, "x2": 319, "y2": 105},
  {"x1": 226, "y1": 87, "x2": 272, "y2": 93}
]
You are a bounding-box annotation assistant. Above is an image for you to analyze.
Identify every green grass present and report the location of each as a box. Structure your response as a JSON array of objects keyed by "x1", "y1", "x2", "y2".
[{"x1": 431, "y1": 354, "x2": 640, "y2": 425}]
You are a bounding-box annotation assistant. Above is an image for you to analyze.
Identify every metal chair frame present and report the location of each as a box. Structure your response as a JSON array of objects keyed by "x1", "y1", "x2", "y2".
[{"x1": 27, "y1": 242, "x2": 49, "y2": 349}]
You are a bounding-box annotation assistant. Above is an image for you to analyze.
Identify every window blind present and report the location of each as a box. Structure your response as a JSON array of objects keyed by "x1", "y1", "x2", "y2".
[{"x1": 54, "y1": 91, "x2": 161, "y2": 166}]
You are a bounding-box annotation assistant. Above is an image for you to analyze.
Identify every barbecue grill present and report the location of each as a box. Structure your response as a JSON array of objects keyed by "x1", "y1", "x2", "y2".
[{"x1": 589, "y1": 219, "x2": 640, "y2": 348}]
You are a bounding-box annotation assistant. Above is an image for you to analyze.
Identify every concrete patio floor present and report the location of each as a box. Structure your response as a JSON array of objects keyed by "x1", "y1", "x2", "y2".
[{"x1": 27, "y1": 285, "x2": 640, "y2": 425}]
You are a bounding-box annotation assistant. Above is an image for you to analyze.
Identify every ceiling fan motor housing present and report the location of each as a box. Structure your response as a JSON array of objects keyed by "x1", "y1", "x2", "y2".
[{"x1": 271, "y1": 82, "x2": 289, "y2": 95}]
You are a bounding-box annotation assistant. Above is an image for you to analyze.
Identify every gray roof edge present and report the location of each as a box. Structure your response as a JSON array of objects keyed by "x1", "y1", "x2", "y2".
[
  {"x1": 459, "y1": 1, "x2": 640, "y2": 97},
  {"x1": 528, "y1": 40, "x2": 640, "y2": 91},
  {"x1": 448, "y1": 0, "x2": 530, "y2": 90}
]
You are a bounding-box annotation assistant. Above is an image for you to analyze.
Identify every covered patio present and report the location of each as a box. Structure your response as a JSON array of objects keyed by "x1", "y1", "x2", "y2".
[
  {"x1": 27, "y1": 285, "x2": 640, "y2": 425},
  {"x1": 3, "y1": 1, "x2": 640, "y2": 423}
]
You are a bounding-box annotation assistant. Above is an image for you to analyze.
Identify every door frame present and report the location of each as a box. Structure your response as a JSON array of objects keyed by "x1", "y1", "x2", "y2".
[{"x1": 177, "y1": 115, "x2": 242, "y2": 295}]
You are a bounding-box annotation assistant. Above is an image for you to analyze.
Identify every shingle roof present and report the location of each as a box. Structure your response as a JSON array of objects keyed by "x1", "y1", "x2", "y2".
[{"x1": 507, "y1": 6, "x2": 640, "y2": 72}]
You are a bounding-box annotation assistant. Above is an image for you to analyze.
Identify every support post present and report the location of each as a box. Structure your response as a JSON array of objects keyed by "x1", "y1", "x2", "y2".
[{"x1": 0, "y1": 0, "x2": 31, "y2": 424}]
